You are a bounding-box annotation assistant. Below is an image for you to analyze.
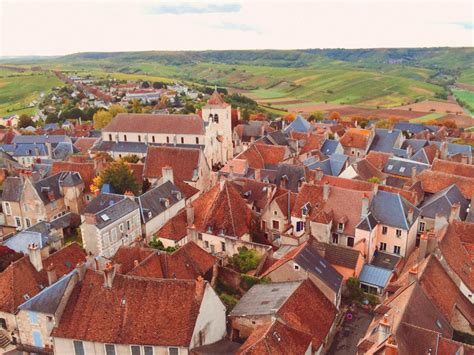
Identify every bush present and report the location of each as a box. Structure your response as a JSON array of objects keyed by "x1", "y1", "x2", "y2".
[
  {"x1": 343, "y1": 277, "x2": 364, "y2": 304},
  {"x1": 229, "y1": 247, "x2": 261, "y2": 273},
  {"x1": 219, "y1": 293, "x2": 238, "y2": 310},
  {"x1": 149, "y1": 236, "x2": 179, "y2": 253},
  {"x1": 241, "y1": 274, "x2": 271, "y2": 290}
]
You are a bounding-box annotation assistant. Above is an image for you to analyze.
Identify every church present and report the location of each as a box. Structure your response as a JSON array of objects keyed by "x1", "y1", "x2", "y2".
[{"x1": 92, "y1": 90, "x2": 234, "y2": 169}]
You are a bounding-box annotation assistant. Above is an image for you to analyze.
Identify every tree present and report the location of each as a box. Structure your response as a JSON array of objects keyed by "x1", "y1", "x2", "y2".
[
  {"x1": 249, "y1": 113, "x2": 267, "y2": 121},
  {"x1": 343, "y1": 277, "x2": 364, "y2": 304},
  {"x1": 93, "y1": 110, "x2": 113, "y2": 129},
  {"x1": 46, "y1": 113, "x2": 59, "y2": 124},
  {"x1": 367, "y1": 176, "x2": 380, "y2": 184},
  {"x1": 108, "y1": 104, "x2": 126, "y2": 117},
  {"x1": 182, "y1": 102, "x2": 196, "y2": 114},
  {"x1": 100, "y1": 160, "x2": 140, "y2": 195},
  {"x1": 149, "y1": 236, "x2": 179, "y2": 253},
  {"x1": 441, "y1": 119, "x2": 457, "y2": 129},
  {"x1": 121, "y1": 154, "x2": 140, "y2": 163},
  {"x1": 283, "y1": 112, "x2": 296, "y2": 122},
  {"x1": 60, "y1": 107, "x2": 84, "y2": 120},
  {"x1": 17, "y1": 114, "x2": 35, "y2": 129},
  {"x1": 329, "y1": 111, "x2": 341, "y2": 121},
  {"x1": 141, "y1": 81, "x2": 150, "y2": 88},
  {"x1": 229, "y1": 247, "x2": 261, "y2": 273},
  {"x1": 308, "y1": 111, "x2": 324, "y2": 122},
  {"x1": 152, "y1": 81, "x2": 165, "y2": 89},
  {"x1": 130, "y1": 99, "x2": 142, "y2": 113}
]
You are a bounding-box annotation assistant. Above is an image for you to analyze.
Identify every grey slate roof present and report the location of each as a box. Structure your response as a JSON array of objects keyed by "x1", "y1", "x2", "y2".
[
  {"x1": 306, "y1": 154, "x2": 348, "y2": 176},
  {"x1": 12, "y1": 135, "x2": 70, "y2": 145},
  {"x1": 13, "y1": 143, "x2": 48, "y2": 157},
  {"x1": 370, "y1": 190, "x2": 420, "y2": 229},
  {"x1": 383, "y1": 157, "x2": 429, "y2": 178},
  {"x1": 230, "y1": 281, "x2": 302, "y2": 317},
  {"x1": 2, "y1": 177, "x2": 23, "y2": 202},
  {"x1": 274, "y1": 164, "x2": 306, "y2": 192},
  {"x1": 401, "y1": 139, "x2": 429, "y2": 152},
  {"x1": 33, "y1": 172, "x2": 83, "y2": 205},
  {"x1": 136, "y1": 181, "x2": 183, "y2": 223},
  {"x1": 92, "y1": 140, "x2": 205, "y2": 154},
  {"x1": 420, "y1": 184, "x2": 469, "y2": 219},
  {"x1": 369, "y1": 129, "x2": 402, "y2": 153},
  {"x1": 294, "y1": 244, "x2": 343, "y2": 292},
  {"x1": 320, "y1": 139, "x2": 341, "y2": 155},
  {"x1": 356, "y1": 213, "x2": 378, "y2": 231},
  {"x1": 428, "y1": 141, "x2": 472, "y2": 157},
  {"x1": 82, "y1": 193, "x2": 139, "y2": 229},
  {"x1": 283, "y1": 116, "x2": 311, "y2": 133},
  {"x1": 359, "y1": 264, "x2": 392, "y2": 288},
  {"x1": 394, "y1": 123, "x2": 437, "y2": 134},
  {"x1": 410, "y1": 148, "x2": 430, "y2": 164},
  {"x1": 4, "y1": 230, "x2": 59, "y2": 254},
  {"x1": 371, "y1": 250, "x2": 401, "y2": 270},
  {"x1": 18, "y1": 271, "x2": 76, "y2": 314},
  {"x1": 391, "y1": 147, "x2": 409, "y2": 158},
  {"x1": 259, "y1": 131, "x2": 290, "y2": 146}
]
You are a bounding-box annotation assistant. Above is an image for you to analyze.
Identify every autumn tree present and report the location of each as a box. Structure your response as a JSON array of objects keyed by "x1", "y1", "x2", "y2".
[
  {"x1": 108, "y1": 104, "x2": 126, "y2": 117},
  {"x1": 100, "y1": 160, "x2": 140, "y2": 195},
  {"x1": 283, "y1": 112, "x2": 296, "y2": 122},
  {"x1": 130, "y1": 99, "x2": 143, "y2": 113},
  {"x1": 329, "y1": 111, "x2": 341, "y2": 121},
  {"x1": 308, "y1": 111, "x2": 324, "y2": 122},
  {"x1": 93, "y1": 110, "x2": 113, "y2": 129},
  {"x1": 441, "y1": 119, "x2": 457, "y2": 129},
  {"x1": 17, "y1": 114, "x2": 35, "y2": 129}
]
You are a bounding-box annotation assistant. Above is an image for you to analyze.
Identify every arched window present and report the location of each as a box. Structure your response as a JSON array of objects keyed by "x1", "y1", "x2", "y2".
[
  {"x1": 208, "y1": 114, "x2": 213, "y2": 121},
  {"x1": 213, "y1": 114, "x2": 219, "y2": 123}
]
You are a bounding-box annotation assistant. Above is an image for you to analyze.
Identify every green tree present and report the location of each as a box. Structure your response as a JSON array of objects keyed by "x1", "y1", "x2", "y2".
[
  {"x1": 230, "y1": 247, "x2": 261, "y2": 273},
  {"x1": 343, "y1": 277, "x2": 364, "y2": 304},
  {"x1": 152, "y1": 81, "x2": 165, "y2": 89},
  {"x1": 93, "y1": 110, "x2": 113, "y2": 129},
  {"x1": 17, "y1": 114, "x2": 35, "y2": 129},
  {"x1": 121, "y1": 154, "x2": 140, "y2": 163},
  {"x1": 308, "y1": 111, "x2": 324, "y2": 122},
  {"x1": 100, "y1": 160, "x2": 139, "y2": 195},
  {"x1": 367, "y1": 176, "x2": 380, "y2": 184},
  {"x1": 46, "y1": 113, "x2": 59, "y2": 124},
  {"x1": 109, "y1": 104, "x2": 126, "y2": 117},
  {"x1": 149, "y1": 236, "x2": 179, "y2": 253},
  {"x1": 130, "y1": 99, "x2": 142, "y2": 113}
]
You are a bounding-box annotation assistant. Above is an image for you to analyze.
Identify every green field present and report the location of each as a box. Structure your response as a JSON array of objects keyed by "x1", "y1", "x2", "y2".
[
  {"x1": 409, "y1": 112, "x2": 445, "y2": 123},
  {"x1": 453, "y1": 89, "x2": 474, "y2": 114},
  {"x1": 0, "y1": 69, "x2": 62, "y2": 117},
  {"x1": 458, "y1": 69, "x2": 474, "y2": 85}
]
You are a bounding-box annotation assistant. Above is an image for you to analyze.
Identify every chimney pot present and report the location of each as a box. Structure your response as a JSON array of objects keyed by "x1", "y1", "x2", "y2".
[
  {"x1": 186, "y1": 200, "x2": 195, "y2": 227},
  {"x1": 323, "y1": 182, "x2": 330, "y2": 201},
  {"x1": 27, "y1": 243, "x2": 43, "y2": 272},
  {"x1": 47, "y1": 263, "x2": 57, "y2": 285}
]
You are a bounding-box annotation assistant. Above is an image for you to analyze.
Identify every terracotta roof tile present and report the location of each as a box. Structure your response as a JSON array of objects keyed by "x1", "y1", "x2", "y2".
[
  {"x1": 340, "y1": 128, "x2": 372, "y2": 149},
  {"x1": 111, "y1": 246, "x2": 155, "y2": 274},
  {"x1": 236, "y1": 143, "x2": 288, "y2": 169},
  {"x1": 104, "y1": 113, "x2": 205, "y2": 135},
  {"x1": 432, "y1": 158, "x2": 474, "y2": 178},
  {"x1": 51, "y1": 270, "x2": 207, "y2": 346},
  {"x1": 43, "y1": 242, "x2": 86, "y2": 278},
  {"x1": 73, "y1": 137, "x2": 98, "y2": 153},
  {"x1": 50, "y1": 161, "x2": 96, "y2": 193},
  {"x1": 156, "y1": 210, "x2": 188, "y2": 242},
  {"x1": 144, "y1": 146, "x2": 201, "y2": 181},
  {"x1": 417, "y1": 170, "x2": 474, "y2": 199}
]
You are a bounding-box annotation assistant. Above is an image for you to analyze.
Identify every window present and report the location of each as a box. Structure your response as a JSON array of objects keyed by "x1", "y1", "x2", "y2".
[
  {"x1": 127, "y1": 220, "x2": 131, "y2": 231},
  {"x1": 0, "y1": 318, "x2": 6, "y2": 329},
  {"x1": 86, "y1": 195, "x2": 92, "y2": 201},
  {"x1": 394, "y1": 246, "x2": 401, "y2": 255},
  {"x1": 205, "y1": 240, "x2": 209, "y2": 248},
  {"x1": 152, "y1": 136, "x2": 155, "y2": 143},
  {"x1": 213, "y1": 114, "x2": 219, "y2": 123},
  {"x1": 221, "y1": 241, "x2": 226, "y2": 252},
  {"x1": 138, "y1": 135, "x2": 141, "y2": 142},
  {"x1": 296, "y1": 221, "x2": 304, "y2": 232},
  {"x1": 196, "y1": 137, "x2": 199, "y2": 144},
  {"x1": 396, "y1": 229, "x2": 402, "y2": 238},
  {"x1": 419, "y1": 222, "x2": 425, "y2": 232},
  {"x1": 382, "y1": 226, "x2": 388, "y2": 235},
  {"x1": 25, "y1": 218, "x2": 31, "y2": 228},
  {"x1": 144, "y1": 347, "x2": 153, "y2": 355},
  {"x1": 294, "y1": 264, "x2": 300, "y2": 271},
  {"x1": 105, "y1": 344, "x2": 116, "y2": 355},
  {"x1": 15, "y1": 217, "x2": 22, "y2": 228},
  {"x1": 380, "y1": 242, "x2": 387, "y2": 251},
  {"x1": 180, "y1": 137, "x2": 184, "y2": 144},
  {"x1": 4, "y1": 202, "x2": 11, "y2": 216},
  {"x1": 28, "y1": 311, "x2": 39, "y2": 325},
  {"x1": 109, "y1": 134, "x2": 113, "y2": 141},
  {"x1": 131, "y1": 346, "x2": 141, "y2": 355},
  {"x1": 119, "y1": 224, "x2": 124, "y2": 233},
  {"x1": 198, "y1": 233, "x2": 203, "y2": 240},
  {"x1": 103, "y1": 232, "x2": 110, "y2": 247},
  {"x1": 347, "y1": 237, "x2": 354, "y2": 247},
  {"x1": 166, "y1": 136, "x2": 170, "y2": 143},
  {"x1": 168, "y1": 347, "x2": 179, "y2": 355},
  {"x1": 73, "y1": 341, "x2": 85, "y2": 355},
  {"x1": 124, "y1": 135, "x2": 127, "y2": 142},
  {"x1": 272, "y1": 220, "x2": 280, "y2": 230},
  {"x1": 332, "y1": 233, "x2": 339, "y2": 244},
  {"x1": 32, "y1": 331, "x2": 42, "y2": 348},
  {"x1": 337, "y1": 223, "x2": 344, "y2": 232}
]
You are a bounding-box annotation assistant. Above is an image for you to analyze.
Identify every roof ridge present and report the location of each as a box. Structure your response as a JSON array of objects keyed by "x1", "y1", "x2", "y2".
[{"x1": 225, "y1": 183, "x2": 237, "y2": 237}]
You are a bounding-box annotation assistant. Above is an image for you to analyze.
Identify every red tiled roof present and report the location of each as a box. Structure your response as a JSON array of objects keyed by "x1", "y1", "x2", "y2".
[
  {"x1": 238, "y1": 320, "x2": 312, "y2": 354},
  {"x1": 236, "y1": 144, "x2": 288, "y2": 169},
  {"x1": 339, "y1": 128, "x2": 372, "y2": 149},
  {"x1": 291, "y1": 183, "x2": 324, "y2": 219},
  {"x1": 273, "y1": 188, "x2": 297, "y2": 219},
  {"x1": 432, "y1": 158, "x2": 474, "y2": 178},
  {"x1": 206, "y1": 91, "x2": 230, "y2": 108},
  {"x1": 277, "y1": 279, "x2": 336, "y2": 349},
  {"x1": 144, "y1": 146, "x2": 201, "y2": 181},
  {"x1": 51, "y1": 161, "x2": 96, "y2": 193},
  {"x1": 51, "y1": 270, "x2": 206, "y2": 346},
  {"x1": 417, "y1": 170, "x2": 474, "y2": 199},
  {"x1": 261, "y1": 243, "x2": 307, "y2": 277},
  {"x1": 156, "y1": 210, "x2": 188, "y2": 242},
  {"x1": 0, "y1": 257, "x2": 47, "y2": 313},
  {"x1": 73, "y1": 137, "x2": 98, "y2": 153},
  {"x1": 193, "y1": 181, "x2": 253, "y2": 237},
  {"x1": 43, "y1": 242, "x2": 86, "y2": 278},
  {"x1": 111, "y1": 246, "x2": 154, "y2": 274},
  {"x1": 366, "y1": 151, "x2": 392, "y2": 170},
  {"x1": 103, "y1": 113, "x2": 205, "y2": 135}
]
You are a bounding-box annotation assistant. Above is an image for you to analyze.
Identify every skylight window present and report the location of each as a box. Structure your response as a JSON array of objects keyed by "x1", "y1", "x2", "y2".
[
  {"x1": 101, "y1": 214, "x2": 110, "y2": 222},
  {"x1": 399, "y1": 167, "x2": 406, "y2": 173},
  {"x1": 387, "y1": 165, "x2": 393, "y2": 170}
]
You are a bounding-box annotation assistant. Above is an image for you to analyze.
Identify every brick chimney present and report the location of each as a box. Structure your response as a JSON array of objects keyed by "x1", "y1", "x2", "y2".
[
  {"x1": 103, "y1": 262, "x2": 116, "y2": 288},
  {"x1": 27, "y1": 243, "x2": 43, "y2": 272},
  {"x1": 315, "y1": 167, "x2": 323, "y2": 182},
  {"x1": 449, "y1": 202, "x2": 461, "y2": 223},
  {"x1": 385, "y1": 336, "x2": 398, "y2": 355},
  {"x1": 186, "y1": 200, "x2": 194, "y2": 227},
  {"x1": 76, "y1": 261, "x2": 86, "y2": 281},
  {"x1": 361, "y1": 194, "x2": 369, "y2": 219},
  {"x1": 195, "y1": 276, "x2": 205, "y2": 301},
  {"x1": 254, "y1": 168, "x2": 261, "y2": 182},
  {"x1": 323, "y1": 182, "x2": 330, "y2": 201},
  {"x1": 418, "y1": 231, "x2": 428, "y2": 263},
  {"x1": 411, "y1": 166, "x2": 417, "y2": 183},
  {"x1": 407, "y1": 207, "x2": 414, "y2": 225},
  {"x1": 46, "y1": 263, "x2": 57, "y2": 285},
  {"x1": 440, "y1": 141, "x2": 448, "y2": 160},
  {"x1": 162, "y1": 166, "x2": 174, "y2": 184}
]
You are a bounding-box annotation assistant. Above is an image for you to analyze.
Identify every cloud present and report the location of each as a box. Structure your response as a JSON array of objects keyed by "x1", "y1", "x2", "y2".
[
  {"x1": 451, "y1": 21, "x2": 474, "y2": 30},
  {"x1": 214, "y1": 22, "x2": 260, "y2": 33},
  {"x1": 146, "y1": 3, "x2": 241, "y2": 15}
]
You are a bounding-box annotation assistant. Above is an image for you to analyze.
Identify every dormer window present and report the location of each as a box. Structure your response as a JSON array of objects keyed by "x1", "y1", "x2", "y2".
[
  {"x1": 294, "y1": 264, "x2": 300, "y2": 271},
  {"x1": 337, "y1": 223, "x2": 344, "y2": 232},
  {"x1": 301, "y1": 202, "x2": 311, "y2": 217}
]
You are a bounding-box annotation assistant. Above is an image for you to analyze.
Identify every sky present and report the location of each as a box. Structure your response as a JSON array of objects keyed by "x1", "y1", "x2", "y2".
[{"x1": 0, "y1": 0, "x2": 473, "y2": 56}]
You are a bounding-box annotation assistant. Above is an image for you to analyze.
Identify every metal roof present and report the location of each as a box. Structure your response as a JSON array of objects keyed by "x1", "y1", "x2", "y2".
[{"x1": 359, "y1": 264, "x2": 392, "y2": 288}]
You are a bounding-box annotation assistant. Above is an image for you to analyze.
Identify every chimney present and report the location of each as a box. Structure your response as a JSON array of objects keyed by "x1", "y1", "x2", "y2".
[
  {"x1": 219, "y1": 179, "x2": 225, "y2": 191},
  {"x1": 195, "y1": 276, "x2": 205, "y2": 300},
  {"x1": 427, "y1": 231, "x2": 439, "y2": 255},
  {"x1": 406, "y1": 145, "x2": 413, "y2": 158},
  {"x1": 186, "y1": 200, "x2": 194, "y2": 227},
  {"x1": 408, "y1": 266, "x2": 418, "y2": 284},
  {"x1": 124, "y1": 190, "x2": 135, "y2": 199},
  {"x1": 407, "y1": 207, "x2": 414, "y2": 225},
  {"x1": 27, "y1": 243, "x2": 43, "y2": 272},
  {"x1": 440, "y1": 141, "x2": 448, "y2": 160},
  {"x1": 133, "y1": 260, "x2": 139, "y2": 268},
  {"x1": 373, "y1": 183, "x2": 379, "y2": 195},
  {"x1": 254, "y1": 168, "x2": 261, "y2": 182},
  {"x1": 86, "y1": 252, "x2": 96, "y2": 269},
  {"x1": 46, "y1": 263, "x2": 57, "y2": 285},
  {"x1": 361, "y1": 194, "x2": 369, "y2": 219},
  {"x1": 103, "y1": 262, "x2": 116, "y2": 288},
  {"x1": 162, "y1": 166, "x2": 174, "y2": 184},
  {"x1": 76, "y1": 261, "x2": 86, "y2": 281},
  {"x1": 385, "y1": 336, "x2": 398, "y2": 355},
  {"x1": 229, "y1": 164, "x2": 234, "y2": 180},
  {"x1": 411, "y1": 166, "x2": 417, "y2": 182},
  {"x1": 378, "y1": 314, "x2": 392, "y2": 344},
  {"x1": 315, "y1": 167, "x2": 323, "y2": 182},
  {"x1": 461, "y1": 154, "x2": 468, "y2": 164},
  {"x1": 418, "y1": 231, "x2": 428, "y2": 263},
  {"x1": 323, "y1": 182, "x2": 330, "y2": 201},
  {"x1": 449, "y1": 202, "x2": 461, "y2": 223}
]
